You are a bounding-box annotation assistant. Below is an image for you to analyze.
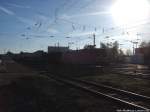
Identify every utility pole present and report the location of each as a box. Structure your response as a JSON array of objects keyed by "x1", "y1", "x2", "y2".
[
  {"x1": 132, "y1": 42, "x2": 135, "y2": 55},
  {"x1": 93, "y1": 33, "x2": 96, "y2": 47},
  {"x1": 105, "y1": 36, "x2": 110, "y2": 47},
  {"x1": 57, "y1": 42, "x2": 59, "y2": 47},
  {"x1": 131, "y1": 41, "x2": 138, "y2": 55}
]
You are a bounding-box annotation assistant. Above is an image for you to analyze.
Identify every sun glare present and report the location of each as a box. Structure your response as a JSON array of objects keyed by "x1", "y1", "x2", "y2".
[{"x1": 111, "y1": 0, "x2": 150, "y2": 25}]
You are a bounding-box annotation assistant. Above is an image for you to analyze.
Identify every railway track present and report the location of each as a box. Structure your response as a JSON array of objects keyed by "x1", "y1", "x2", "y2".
[
  {"x1": 47, "y1": 74, "x2": 150, "y2": 111},
  {"x1": 110, "y1": 68, "x2": 150, "y2": 80},
  {"x1": 112, "y1": 68, "x2": 150, "y2": 74}
]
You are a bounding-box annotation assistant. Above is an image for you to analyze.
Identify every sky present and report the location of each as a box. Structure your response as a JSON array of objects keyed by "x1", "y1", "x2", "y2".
[{"x1": 0, "y1": 0, "x2": 150, "y2": 53}]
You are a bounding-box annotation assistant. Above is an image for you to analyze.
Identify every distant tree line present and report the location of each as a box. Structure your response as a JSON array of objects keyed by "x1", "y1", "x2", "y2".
[{"x1": 100, "y1": 41, "x2": 125, "y2": 64}]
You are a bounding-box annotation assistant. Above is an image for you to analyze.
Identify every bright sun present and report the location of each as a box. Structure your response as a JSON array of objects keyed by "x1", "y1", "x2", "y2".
[{"x1": 111, "y1": 0, "x2": 150, "y2": 25}]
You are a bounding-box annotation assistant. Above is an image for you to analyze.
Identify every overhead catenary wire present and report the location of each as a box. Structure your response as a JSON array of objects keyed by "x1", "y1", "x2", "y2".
[
  {"x1": 19, "y1": 1, "x2": 150, "y2": 41},
  {"x1": 3, "y1": 0, "x2": 150, "y2": 47}
]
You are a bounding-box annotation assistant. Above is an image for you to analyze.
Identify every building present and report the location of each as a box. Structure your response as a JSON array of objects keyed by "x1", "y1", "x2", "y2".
[
  {"x1": 131, "y1": 48, "x2": 145, "y2": 64},
  {"x1": 135, "y1": 47, "x2": 149, "y2": 55},
  {"x1": 48, "y1": 46, "x2": 69, "y2": 53},
  {"x1": 133, "y1": 47, "x2": 150, "y2": 64},
  {"x1": 33, "y1": 50, "x2": 46, "y2": 57},
  {"x1": 62, "y1": 48, "x2": 107, "y2": 65}
]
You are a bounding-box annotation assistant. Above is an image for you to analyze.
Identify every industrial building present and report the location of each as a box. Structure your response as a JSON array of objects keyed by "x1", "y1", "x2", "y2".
[
  {"x1": 48, "y1": 46, "x2": 69, "y2": 53},
  {"x1": 61, "y1": 48, "x2": 107, "y2": 65}
]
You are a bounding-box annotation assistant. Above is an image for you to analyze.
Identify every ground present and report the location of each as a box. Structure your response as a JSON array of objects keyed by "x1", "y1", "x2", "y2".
[
  {"x1": 0, "y1": 58, "x2": 127, "y2": 112},
  {"x1": 79, "y1": 65, "x2": 150, "y2": 97}
]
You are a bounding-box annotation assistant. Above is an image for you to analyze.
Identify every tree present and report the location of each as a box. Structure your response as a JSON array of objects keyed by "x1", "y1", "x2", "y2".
[
  {"x1": 126, "y1": 49, "x2": 132, "y2": 56},
  {"x1": 100, "y1": 41, "x2": 125, "y2": 64},
  {"x1": 119, "y1": 49, "x2": 124, "y2": 56},
  {"x1": 140, "y1": 41, "x2": 147, "y2": 48},
  {"x1": 111, "y1": 41, "x2": 119, "y2": 61},
  {"x1": 100, "y1": 42, "x2": 108, "y2": 49}
]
